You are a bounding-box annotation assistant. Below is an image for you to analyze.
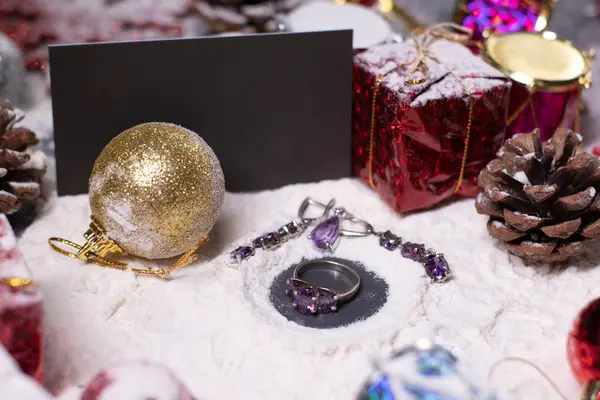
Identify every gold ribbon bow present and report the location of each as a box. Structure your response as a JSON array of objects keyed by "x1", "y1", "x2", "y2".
[{"x1": 368, "y1": 23, "x2": 479, "y2": 194}]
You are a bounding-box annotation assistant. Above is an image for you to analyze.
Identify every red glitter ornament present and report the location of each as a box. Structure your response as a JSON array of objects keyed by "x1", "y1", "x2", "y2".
[
  {"x1": 0, "y1": 278, "x2": 43, "y2": 384},
  {"x1": 355, "y1": 0, "x2": 378, "y2": 7},
  {"x1": 352, "y1": 37, "x2": 511, "y2": 213},
  {"x1": 0, "y1": 0, "x2": 193, "y2": 71},
  {"x1": 0, "y1": 214, "x2": 43, "y2": 384},
  {"x1": 568, "y1": 298, "x2": 600, "y2": 384},
  {"x1": 82, "y1": 360, "x2": 197, "y2": 400}
]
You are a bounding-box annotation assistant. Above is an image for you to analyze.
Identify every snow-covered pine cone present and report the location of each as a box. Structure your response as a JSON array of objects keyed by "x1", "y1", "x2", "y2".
[
  {"x1": 194, "y1": 0, "x2": 303, "y2": 33},
  {"x1": 0, "y1": 100, "x2": 46, "y2": 215},
  {"x1": 476, "y1": 128, "x2": 600, "y2": 263}
]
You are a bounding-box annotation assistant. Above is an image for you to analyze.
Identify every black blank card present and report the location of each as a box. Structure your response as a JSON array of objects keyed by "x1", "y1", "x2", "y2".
[{"x1": 49, "y1": 31, "x2": 353, "y2": 195}]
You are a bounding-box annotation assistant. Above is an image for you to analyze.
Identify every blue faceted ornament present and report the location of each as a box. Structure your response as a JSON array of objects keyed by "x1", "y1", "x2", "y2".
[
  {"x1": 416, "y1": 348, "x2": 457, "y2": 377},
  {"x1": 366, "y1": 375, "x2": 395, "y2": 400},
  {"x1": 357, "y1": 338, "x2": 499, "y2": 400},
  {"x1": 403, "y1": 383, "x2": 459, "y2": 400}
]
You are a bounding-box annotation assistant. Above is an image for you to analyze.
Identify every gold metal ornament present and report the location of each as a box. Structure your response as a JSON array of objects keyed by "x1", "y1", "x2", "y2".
[
  {"x1": 49, "y1": 122, "x2": 225, "y2": 278},
  {"x1": 483, "y1": 31, "x2": 592, "y2": 92},
  {"x1": 481, "y1": 31, "x2": 593, "y2": 134}
]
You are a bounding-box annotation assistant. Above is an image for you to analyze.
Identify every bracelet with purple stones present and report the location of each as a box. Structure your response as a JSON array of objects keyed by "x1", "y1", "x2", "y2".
[
  {"x1": 228, "y1": 197, "x2": 451, "y2": 283},
  {"x1": 308, "y1": 206, "x2": 451, "y2": 283},
  {"x1": 229, "y1": 198, "x2": 335, "y2": 263},
  {"x1": 286, "y1": 258, "x2": 360, "y2": 315}
]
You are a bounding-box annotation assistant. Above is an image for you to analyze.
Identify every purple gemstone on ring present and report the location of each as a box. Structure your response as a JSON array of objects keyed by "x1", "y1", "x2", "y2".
[
  {"x1": 293, "y1": 287, "x2": 317, "y2": 315},
  {"x1": 309, "y1": 216, "x2": 340, "y2": 250},
  {"x1": 230, "y1": 246, "x2": 254, "y2": 261},
  {"x1": 400, "y1": 242, "x2": 425, "y2": 262},
  {"x1": 423, "y1": 255, "x2": 449, "y2": 282},
  {"x1": 379, "y1": 230, "x2": 399, "y2": 251},
  {"x1": 316, "y1": 290, "x2": 335, "y2": 314}
]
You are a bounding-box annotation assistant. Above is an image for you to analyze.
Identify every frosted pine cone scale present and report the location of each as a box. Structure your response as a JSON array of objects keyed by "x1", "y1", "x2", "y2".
[
  {"x1": 0, "y1": 101, "x2": 45, "y2": 215},
  {"x1": 476, "y1": 128, "x2": 600, "y2": 263}
]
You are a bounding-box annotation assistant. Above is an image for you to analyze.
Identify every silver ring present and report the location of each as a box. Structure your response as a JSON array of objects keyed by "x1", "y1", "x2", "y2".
[{"x1": 285, "y1": 259, "x2": 360, "y2": 315}]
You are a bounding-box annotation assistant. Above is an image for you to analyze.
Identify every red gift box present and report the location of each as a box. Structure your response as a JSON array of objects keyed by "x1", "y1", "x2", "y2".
[
  {"x1": 0, "y1": 278, "x2": 43, "y2": 383},
  {"x1": 352, "y1": 37, "x2": 511, "y2": 213}
]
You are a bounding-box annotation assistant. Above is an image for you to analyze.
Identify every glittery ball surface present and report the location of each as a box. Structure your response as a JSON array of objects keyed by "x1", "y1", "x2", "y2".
[{"x1": 89, "y1": 122, "x2": 225, "y2": 259}]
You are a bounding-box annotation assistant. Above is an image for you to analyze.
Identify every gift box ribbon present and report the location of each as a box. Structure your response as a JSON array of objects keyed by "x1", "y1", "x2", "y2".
[{"x1": 367, "y1": 23, "x2": 482, "y2": 195}]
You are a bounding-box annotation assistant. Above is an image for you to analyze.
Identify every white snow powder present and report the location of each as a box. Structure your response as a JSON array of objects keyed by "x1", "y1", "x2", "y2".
[
  {"x1": 97, "y1": 362, "x2": 186, "y2": 399},
  {"x1": 491, "y1": 221, "x2": 505, "y2": 228},
  {"x1": 18, "y1": 150, "x2": 46, "y2": 171},
  {"x1": 15, "y1": 179, "x2": 594, "y2": 400},
  {"x1": 0, "y1": 348, "x2": 51, "y2": 399},
  {"x1": 356, "y1": 39, "x2": 508, "y2": 108},
  {"x1": 512, "y1": 171, "x2": 531, "y2": 186},
  {"x1": 9, "y1": 182, "x2": 39, "y2": 192},
  {"x1": 520, "y1": 241, "x2": 547, "y2": 248}
]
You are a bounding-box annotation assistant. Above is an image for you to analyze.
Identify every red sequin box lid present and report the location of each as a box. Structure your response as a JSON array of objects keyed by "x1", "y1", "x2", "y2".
[{"x1": 352, "y1": 40, "x2": 512, "y2": 213}]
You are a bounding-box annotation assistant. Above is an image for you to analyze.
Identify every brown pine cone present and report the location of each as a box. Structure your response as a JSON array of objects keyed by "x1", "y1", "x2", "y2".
[
  {"x1": 475, "y1": 128, "x2": 600, "y2": 263},
  {"x1": 0, "y1": 100, "x2": 46, "y2": 215}
]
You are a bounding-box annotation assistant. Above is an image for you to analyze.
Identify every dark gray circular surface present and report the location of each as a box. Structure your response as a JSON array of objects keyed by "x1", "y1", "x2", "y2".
[{"x1": 269, "y1": 257, "x2": 388, "y2": 329}]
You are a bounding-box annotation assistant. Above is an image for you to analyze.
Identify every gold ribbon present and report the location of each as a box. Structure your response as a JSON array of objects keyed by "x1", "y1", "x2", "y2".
[
  {"x1": 367, "y1": 23, "x2": 478, "y2": 194},
  {"x1": 48, "y1": 236, "x2": 205, "y2": 278}
]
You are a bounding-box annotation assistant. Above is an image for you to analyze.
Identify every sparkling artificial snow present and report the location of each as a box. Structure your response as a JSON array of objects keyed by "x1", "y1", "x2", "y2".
[{"x1": 17, "y1": 178, "x2": 594, "y2": 399}]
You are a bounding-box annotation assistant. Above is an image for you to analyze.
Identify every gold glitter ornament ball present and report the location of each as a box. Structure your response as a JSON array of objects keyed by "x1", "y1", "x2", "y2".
[{"x1": 88, "y1": 122, "x2": 225, "y2": 259}]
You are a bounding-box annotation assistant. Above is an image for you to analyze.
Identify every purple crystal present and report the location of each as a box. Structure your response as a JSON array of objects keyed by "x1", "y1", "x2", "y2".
[
  {"x1": 400, "y1": 242, "x2": 425, "y2": 262},
  {"x1": 292, "y1": 287, "x2": 317, "y2": 315},
  {"x1": 230, "y1": 246, "x2": 254, "y2": 261},
  {"x1": 316, "y1": 290, "x2": 336, "y2": 314},
  {"x1": 265, "y1": 232, "x2": 279, "y2": 246},
  {"x1": 309, "y1": 216, "x2": 340, "y2": 251},
  {"x1": 423, "y1": 255, "x2": 450, "y2": 283},
  {"x1": 253, "y1": 231, "x2": 279, "y2": 249},
  {"x1": 379, "y1": 230, "x2": 400, "y2": 251}
]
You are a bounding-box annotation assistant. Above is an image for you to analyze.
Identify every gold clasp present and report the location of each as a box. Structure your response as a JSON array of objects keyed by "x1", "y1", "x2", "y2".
[
  {"x1": 49, "y1": 216, "x2": 125, "y2": 268},
  {"x1": 49, "y1": 216, "x2": 207, "y2": 279},
  {"x1": 78, "y1": 216, "x2": 123, "y2": 262}
]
